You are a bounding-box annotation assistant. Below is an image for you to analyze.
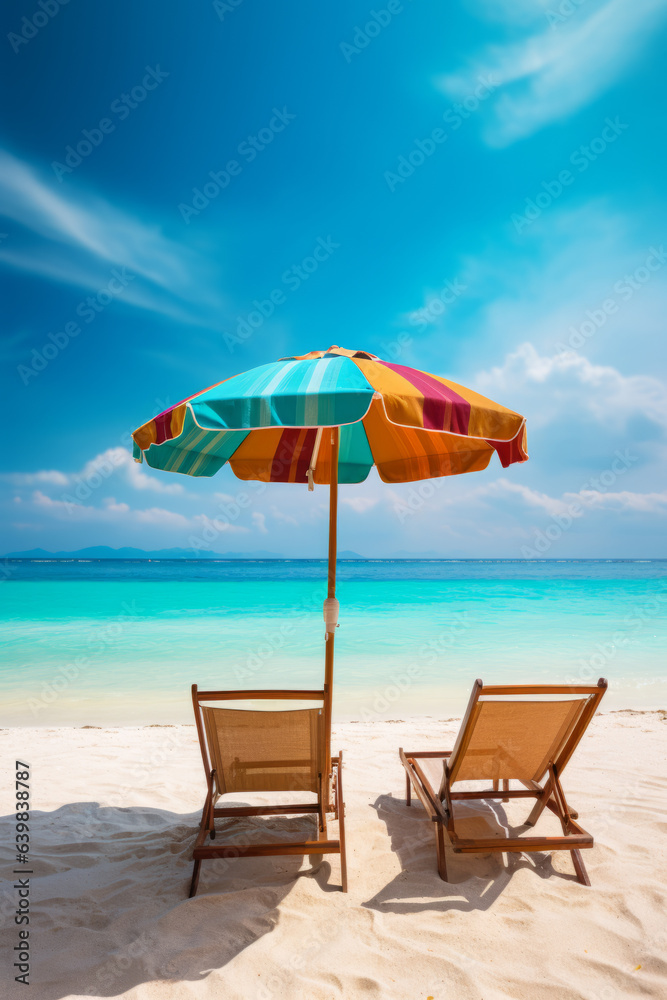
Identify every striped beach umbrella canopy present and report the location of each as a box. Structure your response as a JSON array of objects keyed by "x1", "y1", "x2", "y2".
[
  {"x1": 132, "y1": 345, "x2": 528, "y2": 485},
  {"x1": 132, "y1": 346, "x2": 527, "y2": 791}
]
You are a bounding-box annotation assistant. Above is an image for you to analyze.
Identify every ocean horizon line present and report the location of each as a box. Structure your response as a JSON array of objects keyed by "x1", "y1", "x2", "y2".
[{"x1": 3, "y1": 556, "x2": 666, "y2": 564}]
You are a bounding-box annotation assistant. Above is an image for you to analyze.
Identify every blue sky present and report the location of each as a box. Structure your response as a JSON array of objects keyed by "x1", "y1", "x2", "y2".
[{"x1": 1, "y1": 0, "x2": 666, "y2": 557}]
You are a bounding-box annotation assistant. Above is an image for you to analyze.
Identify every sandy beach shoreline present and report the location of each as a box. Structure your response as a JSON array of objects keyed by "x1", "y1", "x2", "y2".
[{"x1": 2, "y1": 711, "x2": 666, "y2": 999}]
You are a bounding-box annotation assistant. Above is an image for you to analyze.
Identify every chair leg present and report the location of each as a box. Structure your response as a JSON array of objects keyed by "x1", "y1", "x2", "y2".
[
  {"x1": 189, "y1": 789, "x2": 213, "y2": 895},
  {"x1": 435, "y1": 823, "x2": 448, "y2": 881},
  {"x1": 332, "y1": 772, "x2": 339, "y2": 821},
  {"x1": 570, "y1": 849, "x2": 591, "y2": 886},
  {"x1": 526, "y1": 776, "x2": 554, "y2": 827},
  {"x1": 319, "y1": 772, "x2": 327, "y2": 833},
  {"x1": 502, "y1": 779, "x2": 510, "y2": 803},
  {"x1": 547, "y1": 767, "x2": 592, "y2": 887},
  {"x1": 189, "y1": 859, "x2": 202, "y2": 898},
  {"x1": 406, "y1": 768, "x2": 412, "y2": 806},
  {"x1": 336, "y1": 752, "x2": 348, "y2": 892},
  {"x1": 207, "y1": 798, "x2": 216, "y2": 839}
]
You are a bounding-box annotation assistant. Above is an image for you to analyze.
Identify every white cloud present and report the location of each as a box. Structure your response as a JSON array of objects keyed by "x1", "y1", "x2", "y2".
[
  {"x1": 2, "y1": 449, "x2": 264, "y2": 545},
  {"x1": 2, "y1": 469, "x2": 69, "y2": 487},
  {"x1": 191, "y1": 514, "x2": 249, "y2": 535},
  {"x1": 439, "y1": 0, "x2": 667, "y2": 145},
  {"x1": 406, "y1": 203, "x2": 667, "y2": 379},
  {"x1": 102, "y1": 498, "x2": 130, "y2": 514},
  {"x1": 7, "y1": 448, "x2": 185, "y2": 497},
  {"x1": 470, "y1": 478, "x2": 667, "y2": 517},
  {"x1": 473, "y1": 478, "x2": 571, "y2": 516},
  {"x1": 477, "y1": 342, "x2": 667, "y2": 431},
  {"x1": 103, "y1": 448, "x2": 185, "y2": 495},
  {"x1": 573, "y1": 488, "x2": 667, "y2": 513},
  {"x1": 252, "y1": 511, "x2": 268, "y2": 533},
  {"x1": 269, "y1": 504, "x2": 299, "y2": 526},
  {"x1": 385, "y1": 475, "x2": 667, "y2": 546},
  {"x1": 0, "y1": 150, "x2": 228, "y2": 329},
  {"x1": 32, "y1": 490, "x2": 67, "y2": 510},
  {"x1": 133, "y1": 507, "x2": 193, "y2": 529},
  {"x1": 341, "y1": 496, "x2": 379, "y2": 514},
  {"x1": 30, "y1": 489, "x2": 194, "y2": 529},
  {"x1": 31, "y1": 489, "x2": 103, "y2": 518}
]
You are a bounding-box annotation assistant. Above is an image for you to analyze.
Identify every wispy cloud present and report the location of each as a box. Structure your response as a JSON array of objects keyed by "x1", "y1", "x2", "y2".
[
  {"x1": 269, "y1": 504, "x2": 299, "y2": 526},
  {"x1": 18, "y1": 489, "x2": 252, "y2": 536},
  {"x1": 1, "y1": 447, "x2": 186, "y2": 497},
  {"x1": 386, "y1": 474, "x2": 667, "y2": 530},
  {"x1": 30, "y1": 490, "x2": 194, "y2": 529},
  {"x1": 439, "y1": 0, "x2": 667, "y2": 145},
  {"x1": 0, "y1": 150, "x2": 228, "y2": 329},
  {"x1": 251, "y1": 511, "x2": 268, "y2": 533},
  {"x1": 477, "y1": 342, "x2": 667, "y2": 431},
  {"x1": 342, "y1": 496, "x2": 379, "y2": 513},
  {"x1": 575, "y1": 488, "x2": 667, "y2": 513},
  {"x1": 3, "y1": 469, "x2": 70, "y2": 487},
  {"x1": 407, "y1": 203, "x2": 667, "y2": 379},
  {"x1": 82, "y1": 448, "x2": 186, "y2": 495},
  {"x1": 469, "y1": 477, "x2": 667, "y2": 517},
  {"x1": 474, "y1": 478, "x2": 572, "y2": 517}
]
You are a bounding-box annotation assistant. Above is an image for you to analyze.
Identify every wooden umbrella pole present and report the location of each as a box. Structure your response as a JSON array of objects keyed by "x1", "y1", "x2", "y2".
[{"x1": 323, "y1": 426, "x2": 339, "y2": 808}]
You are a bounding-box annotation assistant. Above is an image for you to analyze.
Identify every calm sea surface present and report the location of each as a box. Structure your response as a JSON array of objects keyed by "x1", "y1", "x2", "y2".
[{"x1": 1, "y1": 559, "x2": 665, "y2": 725}]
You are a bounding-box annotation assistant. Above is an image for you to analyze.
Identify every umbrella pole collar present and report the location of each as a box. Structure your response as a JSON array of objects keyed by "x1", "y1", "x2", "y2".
[
  {"x1": 307, "y1": 427, "x2": 324, "y2": 491},
  {"x1": 324, "y1": 597, "x2": 340, "y2": 638}
]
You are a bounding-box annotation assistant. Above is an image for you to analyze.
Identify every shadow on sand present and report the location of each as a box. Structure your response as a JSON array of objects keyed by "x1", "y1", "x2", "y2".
[
  {"x1": 362, "y1": 793, "x2": 581, "y2": 914},
  {"x1": 0, "y1": 801, "x2": 335, "y2": 998}
]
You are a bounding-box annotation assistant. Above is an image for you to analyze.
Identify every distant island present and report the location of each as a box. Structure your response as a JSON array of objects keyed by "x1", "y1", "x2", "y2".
[
  {"x1": 3, "y1": 546, "x2": 283, "y2": 560},
  {"x1": 3, "y1": 545, "x2": 368, "y2": 560}
]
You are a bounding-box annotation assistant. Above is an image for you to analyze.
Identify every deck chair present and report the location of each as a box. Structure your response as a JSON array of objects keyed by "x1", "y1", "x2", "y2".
[
  {"x1": 400, "y1": 678, "x2": 607, "y2": 886},
  {"x1": 189, "y1": 684, "x2": 347, "y2": 896}
]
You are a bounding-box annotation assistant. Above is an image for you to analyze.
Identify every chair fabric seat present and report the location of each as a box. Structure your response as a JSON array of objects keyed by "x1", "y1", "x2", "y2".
[
  {"x1": 201, "y1": 705, "x2": 324, "y2": 794},
  {"x1": 448, "y1": 698, "x2": 587, "y2": 783}
]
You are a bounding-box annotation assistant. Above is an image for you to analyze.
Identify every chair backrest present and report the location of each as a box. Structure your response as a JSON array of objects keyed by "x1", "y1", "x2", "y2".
[
  {"x1": 202, "y1": 705, "x2": 323, "y2": 794},
  {"x1": 447, "y1": 679, "x2": 607, "y2": 784},
  {"x1": 192, "y1": 686, "x2": 326, "y2": 796}
]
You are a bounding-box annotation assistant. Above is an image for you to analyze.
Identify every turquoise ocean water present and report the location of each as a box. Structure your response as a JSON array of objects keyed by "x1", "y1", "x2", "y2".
[{"x1": 1, "y1": 560, "x2": 665, "y2": 725}]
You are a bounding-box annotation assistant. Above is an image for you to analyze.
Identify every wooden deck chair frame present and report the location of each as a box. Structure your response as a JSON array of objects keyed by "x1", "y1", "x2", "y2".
[
  {"x1": 189, "y1": 684, "x2": 347, "y2": 896},
  {"x1": 400, "y1": 678, "x2": 607, "y2": 886}
]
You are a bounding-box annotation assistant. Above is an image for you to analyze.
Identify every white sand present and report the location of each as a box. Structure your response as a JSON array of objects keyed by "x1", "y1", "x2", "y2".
[{"x1": 1, "y1": 711, "x2": 666, "y2": 999}]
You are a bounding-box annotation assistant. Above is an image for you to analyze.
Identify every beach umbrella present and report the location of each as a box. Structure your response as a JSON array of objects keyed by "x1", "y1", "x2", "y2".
[{"x1": 132, "y1": 345, "x2": 528, "y2": 786}]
